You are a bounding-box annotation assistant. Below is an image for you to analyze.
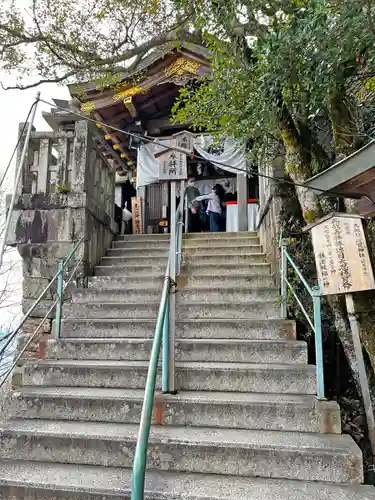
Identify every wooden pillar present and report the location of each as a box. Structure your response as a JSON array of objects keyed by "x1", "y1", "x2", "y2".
[
  {"x1": 137, "y1": 185, "x2": 146, "y2": 233},
  {"x1": 237, "y1": 171, "x2": 248, "y2": 232}
]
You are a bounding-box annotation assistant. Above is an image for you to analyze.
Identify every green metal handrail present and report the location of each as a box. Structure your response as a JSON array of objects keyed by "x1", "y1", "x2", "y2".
[
  {"x1": 131, "y1": 266, "x2": 171, "y2": 499},
  {"x1": 55, "y1": 237, "x2": 85, "y2": 338},
  {"x1": 279, "y1": 236, "x2": 325, "y2": 400},
  {"x1": 131, "y1": 198, "x2": 184, "y2": 500},
  {"x1": 0, "y1": 237, "x2": 85, "y2": 389}
]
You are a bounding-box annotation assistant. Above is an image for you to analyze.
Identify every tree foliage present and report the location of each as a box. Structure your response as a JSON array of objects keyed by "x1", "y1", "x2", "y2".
[
  {"x1": 173, "y1": 0, "x2": 375, "y2": 170},
  {"x1": 0, "y1": 0, "x2": 197, "y2": 89}
]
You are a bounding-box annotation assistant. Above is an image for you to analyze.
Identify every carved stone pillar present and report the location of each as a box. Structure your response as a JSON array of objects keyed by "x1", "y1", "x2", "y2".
[{"x1": 6, "y1": 116, "x2": 116, "y2": 334}]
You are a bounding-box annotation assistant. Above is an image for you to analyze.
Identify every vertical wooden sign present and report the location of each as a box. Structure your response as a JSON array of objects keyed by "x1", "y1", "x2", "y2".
[
  {"x1": 131, "y1": 196, "x2": 143, "y2": 234},
  {"x1": 308, "y1": 213, "x2": 375, "y2": 295}
]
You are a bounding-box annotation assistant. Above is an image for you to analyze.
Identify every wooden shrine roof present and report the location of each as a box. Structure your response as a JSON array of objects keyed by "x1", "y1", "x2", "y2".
[
  {"x1": 69, "y1": 42, "x2": 210, "y2": 125},
  {"x1": 68, "y1": 42, "x2": 211, "y2": 175}
]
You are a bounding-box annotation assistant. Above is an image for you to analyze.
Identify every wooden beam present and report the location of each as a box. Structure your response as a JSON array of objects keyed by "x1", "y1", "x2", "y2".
[
  {"x1": 94, "y1": 111, "x2": 130, "y2": 158},
  {"x1": 111, "y1": 109, "x2": 131, "y2": 123},
  {"x1": 147, "y1": 117, "x2": 183, "y2": 134},
  {"x1": 94, "y1": 132, "x2": 127, "y2": 172},
  {"x1": 138, "y1": 87, "x2": 178, "y2": 111},
  {"x1": 124, "y1": 97, "x2": 138, "y2": 118}
]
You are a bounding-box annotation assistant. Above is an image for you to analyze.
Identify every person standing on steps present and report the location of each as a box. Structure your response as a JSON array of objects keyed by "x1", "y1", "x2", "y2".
[
  {"x1": 185, "y1": 176, "x2": 202, "y2": 233},
  {"x1": 193, "y1": 184, "x2": 225, "y2": 233}
]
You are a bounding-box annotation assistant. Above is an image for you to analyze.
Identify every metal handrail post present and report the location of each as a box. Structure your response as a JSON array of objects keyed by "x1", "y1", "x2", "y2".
[
  {"x1": 62, "y1": 237, "x2": 84, "y2": 266},
  {"x1": 280, "y1": 239, "x2": 288, "y2": 318},
  {"x1": 0, "y1": 93, "x2": 40, "y2": 267},
  {"x1": 168, "y1": 181, "x2": 177, "y2": 393},
  {"x1": 131, "y1": 276, "x2": 170, "y2": 500},
  {"x1": 162, "y1": 296, "x2": 169, "y2": 393},
  {"x1": 176, "y1": 182, "x2": 185, "y2": 274},
  {"x1": 312, "y1": 285, "x2": 325, "y2": 400},
  {"x1": 55, "y1": 262, "x2": 64, "y2": 339},
  {"x1": 185, "y1": 193, "x2": 189, "y2": 234}
]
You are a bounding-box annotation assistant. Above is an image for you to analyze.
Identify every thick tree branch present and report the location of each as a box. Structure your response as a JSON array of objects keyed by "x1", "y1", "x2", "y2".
[{"x1": 1, "y1": 70, "x2": 77, "y2": 90}]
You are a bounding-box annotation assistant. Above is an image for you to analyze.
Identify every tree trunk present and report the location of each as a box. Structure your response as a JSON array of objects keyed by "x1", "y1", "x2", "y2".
[
  {"x1": 281, "y1": 129, "x2": 322, "y2": 223},
  {"x1": 328, "y1": 89, "x2": 371, "y2": 400},
  {"x1": 281, "y1": 108, "x2": 366, "y2": 401}
]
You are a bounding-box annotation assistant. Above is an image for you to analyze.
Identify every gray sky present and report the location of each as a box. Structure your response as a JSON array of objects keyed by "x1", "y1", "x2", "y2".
[
  {"x1": 0, "y1": 83, "x2": 70, "y2": 179},
  {"x1": 0, "y1": 80, "x2": 70, "y2": 329}
]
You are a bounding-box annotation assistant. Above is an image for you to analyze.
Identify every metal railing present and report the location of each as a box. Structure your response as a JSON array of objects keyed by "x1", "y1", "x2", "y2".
[
  {"x1": 0, "y1": 237, "x2": 85, "y2": 390},
  {"x1": 280, "y1": 236, "x2": 325, "y2": 400},
  {"x1": 131, "y1": 195, "x2": 185, "y2": 500}
]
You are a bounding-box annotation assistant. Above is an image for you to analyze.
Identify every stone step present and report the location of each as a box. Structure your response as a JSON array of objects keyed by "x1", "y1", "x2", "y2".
[
  {"x1": 107, "y1": 247, "x2": 169, "y2": 258},
  {"x1": 174, "y1": 318, "x2": 296, "y2": 339},
  {"x1": 64, "y1": 302, "x2": 160, "y2": 319},
  {"x1": 95, "y1": 262, "x2": 271, "y2": 277},
  {"x1": 182, "y1": 253, "x2": 267, "y2": 265},
  {"x1": 101, "y1": 255, "x2": 168, "y2": 266},
  {"x1": 101, "y1": 253, "x2": 267, "y2": 266},
  {"x1": 23, "y1": 360, "x2": 316, "y2": 394},
  {"x1": 183, "y1": 244, "x2": 263, "y2": 255},
  {"x1": 106, "y1": 245, "x2": 263, "y2": 258},
  {"x1": 112, "y1": 239, "x2": 170, "y2": 249},
  {"x1": 0, "y1": 421, "x2": 362, "y2": 483},
  {"x1": 184, "y1": 231, "x2": 258, "y2": 240},
  {"x1": 60, "y1": 318, "x2": 296, "y2": 340},
  {"x1": 88, "y1": 273, "x2": 274, "y2": 290},
  {"x1": 183, "y1": 262, "x2": 271, "y2": 275},
  {"x1": 177, "y1": 286, "x2": 279, "y2": 303},
  {"x1": 73, "y1": 288, "x2": 161, "y2": 304},
  {"x1": 176, "y1": 301, "x2": 279, "y2": 319},
  {"x1": 178, "y1": 273, "x2": 274, "y2": 288},
  {"x1": 95, "y1": 263, "x2": 166, "y2": 276},
  {"x1": 72, "y1": 287, "x2": 279, "y2": 305},
  {"x1": 183, "y1": 236, "x2": 261, "y2": 247},
  {"x1": 87, "y1": 275, "x2": 165, "y2": 289},
  {"x1": 0, "y1": 462, "x2": 372, "y2": 500},
  {"x1": 116, "y1": 233, "x2": 170, "y2": 241},
  {"x1": 9, "y1": 388, "x2": 341, "y2": 434},
  {"x1": 44, "y1": 338, "x2": 307, "y2": 364},
  {"x1": 65, "y1": 300, "x2": 279, "y2": 320}
]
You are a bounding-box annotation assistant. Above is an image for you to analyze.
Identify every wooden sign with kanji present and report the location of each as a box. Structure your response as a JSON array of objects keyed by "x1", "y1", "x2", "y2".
[
  {"x1": 172, "y1": 131, "x2": 194, "y2": 155},
  {"x1": 306, "y1": 213, "x2": 375, "y2": 295},
  {"x1": 131, "y1": 196, "x2": 143, "y2": 234},
  {"x1": 156, "y1": 146, "x2": 187, "y2": 181}
]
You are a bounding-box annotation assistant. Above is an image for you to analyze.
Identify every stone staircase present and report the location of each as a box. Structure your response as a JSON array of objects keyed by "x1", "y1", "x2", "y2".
[{"x1": 1, "y1": 232, "x2": 374, "y2": 499}]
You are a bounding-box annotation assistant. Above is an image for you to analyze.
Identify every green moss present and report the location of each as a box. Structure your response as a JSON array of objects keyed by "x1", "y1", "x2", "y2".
[
  {"x1": 55, "y1": 184, "x2": 70, "y2": 194},
  {"x1": 303, "y1": 208, "x2": 320, "y2": 223}
]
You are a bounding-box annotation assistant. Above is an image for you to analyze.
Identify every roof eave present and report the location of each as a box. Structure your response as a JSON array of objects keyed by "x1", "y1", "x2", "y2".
[{"x1": 303, "y1": 139, "x2": 375, "y2": 192}]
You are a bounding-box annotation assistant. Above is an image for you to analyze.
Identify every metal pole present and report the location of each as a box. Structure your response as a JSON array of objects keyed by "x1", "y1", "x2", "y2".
[
  {"x1": 185, "y1": 192, "x2": 189, "y2": 234},
  {"x1": 177, "y1": 180, "x2": 185, "y2": 273},
  {"x1": 55, "y1": 262, "x2": 64, "y2": 339},
  {"x1": 168, "y1": 181, "x2": 177, "y2": 393},
  {"x1": 345, "y1": 293, "x2": 375, "y2": 457},
  {"x1": 280, "y1": 239, "x2": 288, "y2": 318},
  {"x1": 312, "y1": 285, "x2": 325, "y2": 400},
  {"x1": 0, "y1": 93, "x2": 40, "y2": 267},
  {"x1": 162, "y1": 297, "x2": 169, "y2": 393}
]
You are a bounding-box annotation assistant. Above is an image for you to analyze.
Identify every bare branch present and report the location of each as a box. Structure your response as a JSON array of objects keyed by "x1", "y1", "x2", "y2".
[{"x1": 1, "y1": 70, "x2": 77, "y2": 90}]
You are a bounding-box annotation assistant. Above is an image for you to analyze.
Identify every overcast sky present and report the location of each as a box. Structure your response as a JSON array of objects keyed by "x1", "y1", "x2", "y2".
[{"x1": 0, "y1": 81, "x2": 70, "y2": 330}]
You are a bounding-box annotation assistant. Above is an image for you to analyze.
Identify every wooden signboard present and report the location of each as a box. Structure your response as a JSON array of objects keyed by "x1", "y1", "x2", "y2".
[
  {"x1": 157, "y1": 148, "x2": 187, "y2": 181},
  {"x1": 172, "y1": 131, "x2": 194, "y2": 155},
  {"x1": 309, "y1": 213, "x2": 375, "y2": 295},
  {"x1": 131, "y1": 196, "x2": 143, "y2": 234}
]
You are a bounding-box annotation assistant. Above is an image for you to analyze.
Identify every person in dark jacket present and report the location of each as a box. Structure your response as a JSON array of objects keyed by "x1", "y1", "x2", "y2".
[{"x1": 185, "y1": 177, "x2": 202, "y2": 233}]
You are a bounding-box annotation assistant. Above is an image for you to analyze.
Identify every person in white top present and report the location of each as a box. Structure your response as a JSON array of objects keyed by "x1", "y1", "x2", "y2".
[{"x1": 194, "y1": 184, "x2": 225, "y2": 232}]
